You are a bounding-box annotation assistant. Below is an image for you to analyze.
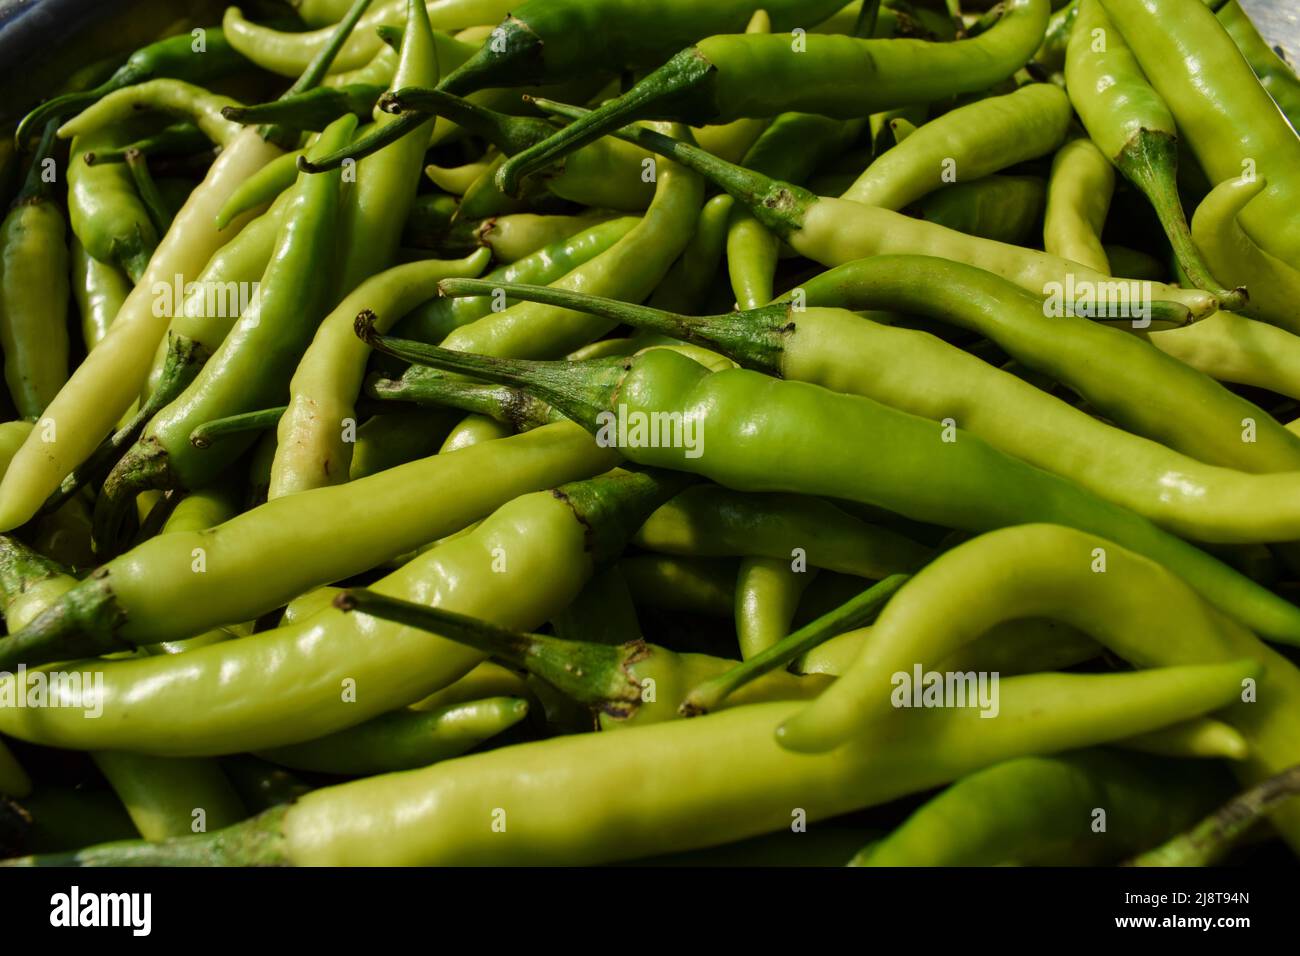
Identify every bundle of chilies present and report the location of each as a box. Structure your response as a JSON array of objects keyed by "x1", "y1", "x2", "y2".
[{"x1": 0, "y1": 0, "x2": 1298, "y2": 868}]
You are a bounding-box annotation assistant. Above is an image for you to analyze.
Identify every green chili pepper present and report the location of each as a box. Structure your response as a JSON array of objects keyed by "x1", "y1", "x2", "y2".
[
  {"x1": 223, "y1": 84, "x2": 386, "y2": 132},
  {"x1": 430, "y1": 269, "x2": 1300, "y2": 541},
  {"x1": 1146, "y1": 311, "x2": 1300, "y2": 401},
  {"x1": 1119, "y1": 717, "x2": 1250, "y2": 760},
  {"x1": 1128, "y1": 763, "x2": 1300, "y2": 866},
  {"x1": 223, "y1": 0, "x2": 510, "y2": 77},
  {"x1": 440, "y1": 0, "x2": 847, "y2": 97},
  {"x1": 1044, "y1": 137, "x2": 1114, "y2": 273},
  {"x1": 81, "y1": 123, "x2": 211, "y2": 167},
  {"x1": 735, "y1": 558, "x2": 817, "y2": 660},
  {"x1": 795, "y1": 617, "x2": 1101, "y2": 682},
  {"x1": 474, "y1": 211, "x2": 621, "y2": 264},
  {"x1": 690, "y1": 10, "x2": 774, "y2": 164},
  {"x1": 270, "y1": 250, "x2": 491, "y2": 498},
  {"x1": 529, "y1": 98, "x2": 1220, "y2": 319},
  {"x1": 0, "y1": 421, "x2": 615, "y2": 665},
  {"x1": 335, "y1": 0, "x2": 443, "y2": 294},
  {"x1": 364, "y1": 86, "x2": 657, "y2": 212},
  {"x1": 495, "y1": 0, "x2": 1050, "y2": 194},
  {"x1": 0, "y1": 534, "x2": 248, "y2": 842},
  {"x1": 213, "y1": 150, "x2": 308, "y2": 232},
  {"x1": 1212, "y1": 0, "x2": 1300, "y2": 130},
  {"x1": 336, "y1": 585, "x2": 838, "y2": 726},
  {"x1": 0, "y1": 468, "x2": 681, "y2": 754},
  {"x1": 634, "y1": 485, "x2": 934, "y2": 579},
  {"x1": 1066, "y1": 0, "x2": 1243, "y2": 305},
  {"x1": 8, "y1": 663, "x2": 1256, "y2": 866},
  {"x1": 918, "y1": 174, "x2": 1047, "y2": 244},
  {"x1": 779, "y1": 523, "x2": 1300, "y2": 849},
  {"x1": 852, "y1": 750, "x2": 1232, "y2": 866},
  {"x1": 65, "y1": 127, "x2": 160, "y2": 283},
  {"x1": 726, "y1": 113, "x2": 865, "y2": 308},
  {"x1": 394, "y1": 216, "x2": 640, "y2": 344},
  {"x1": 1098, "y1": 0, "x2": 1300, "y2": 264},
  {"x1": 0, "y1": 125, "x2": 284, "y2": 531},
  {"x1": 58, "y1": 80, "x2": 243, "y2": 151},
  {"x1": 256, "y1": 697, "x2": 531, "y2": 775},
  {"x1": 14, "y1": 27, "x2": 250, "y2": 148},
  {"x1": 93, "y1": 115, "x2": 358, "y2": 553},
  {"x1": 840, "y1": 83, "x2": 1071, "y2": 210},
  {"x1": 1032, "y1": 0, "x2": 1079, "y2": 72},
  {"x1": 646, "y1": 194, "x2": 734, "y2": 315},
  {"x1": 0, "y1": 121, "x2": 70, "y2": 420},
  {"x1": 363, "y1": 320, "x2": 1300, "y2": 645},
  {"x1": 1191, "y1": 176, "x2": 1300, "y2": 334}
]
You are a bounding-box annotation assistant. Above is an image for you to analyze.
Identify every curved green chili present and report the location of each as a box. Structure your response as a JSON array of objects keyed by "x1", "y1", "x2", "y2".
[
  {"x1": 1043, "y1": 136, "x2": 1113, "y2": 273},
  {"x1": 0, "y1": 421, "x2": 615, "y2": 663},
  {"x1": 213, "y1": 149, "x2": 307, "y2": 230},
  {"x1": 495, "y1": 0, "x2": 1050, "y2": 193},
  {"x1": 440, "y1": 0, "x2": 847, "y2": 97},
  {"x1": 66, "y1": 127, "x2": 160, "y2": 283},
  {"x1": 735, "y1": 558, "x2": 817, "y2": 660},
  {"x1": 69, "y1": 235, "x2": 130, "y2": 352},
  {"x1": 11, "y1": 664, "x2": 1256, "y2": 865},
  {"x1": 270, "y1": 250, "x2": 490, "y2": 498},
  {"x1": 430, "y1": 270, "x2": 1300, "y2": 541},
  {"x1": 779, "y1": 523, "x2": 1300, "y2": 849},
  {"x1": 840, "y1": 83, "x2": 1070, "y2": 210},
  {"x1": 1191, "y1": 176, "x2": 1300, "y2": 334},
  {"x1": 852, "y1": 750, "x2": 1231, "y2": 866},
  {"x1": 0, "y1": 468, "x2": 679, "y2": 754},
  {"x1": 0, "y1": 121, "x2": 70, "y2": 420},
  {"x1": 1067, "y1": 0, "x2": 1242, "y2": 305},
  {"x1": 14, "y1": 27, "x2": 250, "y2": 147},
  {"x1": 1146, "y1": 310, "x2": 1300, "y2": 400},
  {"x1": 364, "y1": 322, "x2": 1300, "y2": 644},
  {"x1": 94, "y1": 115, "x2": 359, "y2": 553},
  {"x1": 1098, "y1": 0, "x2": 1300, "y2": 264},
  {"x1": 528, "y1": 98, "x2": 1220, "y2": 320}
]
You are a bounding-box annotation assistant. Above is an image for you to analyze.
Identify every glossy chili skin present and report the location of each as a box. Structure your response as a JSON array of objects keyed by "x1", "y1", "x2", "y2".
[
  {"x1": 781, "y1": 523, "x2": 1300, "y2": 850},
  {"x1": 94, "y1": 116, "x2": 358, "y2": 549},
  {"x1": 1191, "y1": 176, "x2": 1300, "y2": 334},
  {"x1": 841, "y1": 83, "x2": 1071, "y2": 210},
  {"x1": 735, "y1": 558, "x2": 813, "y2": 660},
  {"x1": 1066, "y1": 0, "x2": 1238, "y2": 302},
  {"x1": 69, "y1": 237, "x2": 130, "y2": 353},
  {"x1": 65, "y1": 128, "x2": 159, "y2": 283},
  {"x1": 0, "y1": 123, "x2": 282, "y2": 533},
  {"x1": 22, "y1": 665, "x2": 1255, "y2": 865},
  {"x1": 0, "y1": 122, "x2": 70, "y2": 421},
  {"x1": 852, "y1": 750, "x2": 1230, "y2": 866},
  {"x1": 1098, "y1": 0, "x2": 1300, "y2": 263},
  {"x1": 0, "y1": 421, "x2": 615, "y2": 664},
  {"x1": 528, "y1": 102, "x2": 1220, "y2": 319},
  {"x1": 0, "y1": 469, "x2": 675, "y2": 755},
  {"x1": 223, "y1": 0, "x2": 512, "y2": 77},
  {"x1": 396, "y1": 218, "x2": 640, "y2": 344},
  {"x1": 271, "y1": 251, "x2": 492, "y2": 497},
  {"x1": 432, "y1": 266, "x2": 1300, "y2": 542},
  {"x1": 380, "y1": 340, "x2": 1300, "y2": 644},
  {"x1": 1145, "y1": 310, "x2": 1300, "y2": 401},
  {"x1": 495, "y1": 0, "x2": 1050, "y2": 193},
  {"x1": 14, "y1": 26, "x2": 250, "y2": 146},
  {"x1": 1043, "y1": 137, "x2": 1114, "y2": 273},
  {"x1": 440, "y1": 0, "x2": 847, "y2": 95}
]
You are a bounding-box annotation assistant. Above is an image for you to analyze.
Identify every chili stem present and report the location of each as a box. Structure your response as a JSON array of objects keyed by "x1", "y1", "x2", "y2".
[
  {"x1": 189, "y1": 406, "x2": 287, "y2": 449},
  {"x1": 680, "y1": 574, "x2": 909, "y2": 717}
]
